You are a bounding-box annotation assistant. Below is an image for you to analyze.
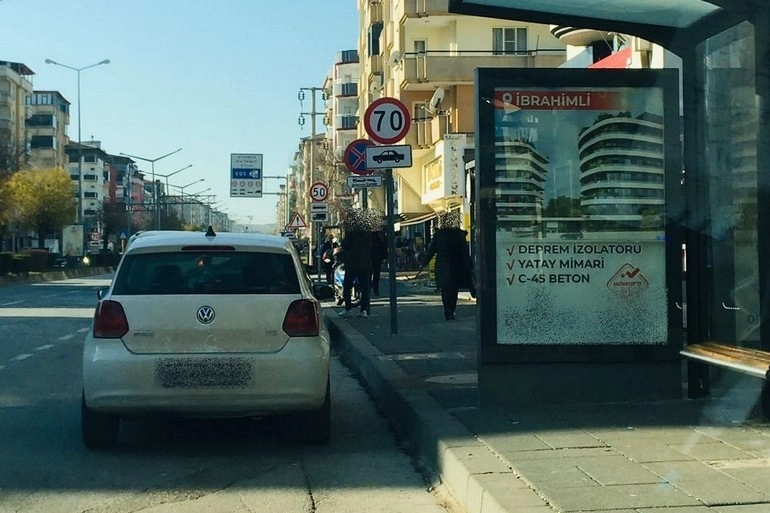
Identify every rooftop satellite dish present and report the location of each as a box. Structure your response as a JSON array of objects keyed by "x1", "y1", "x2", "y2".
[
  {"x1": 426, "y1": 87, "x2": 445, "y2": 115},
  {"x1": 388, "y1": 50, "x2": 402, "y2": 68}
]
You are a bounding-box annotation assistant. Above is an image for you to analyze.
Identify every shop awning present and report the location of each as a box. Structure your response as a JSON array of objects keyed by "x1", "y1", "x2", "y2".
[
  {"x1": 589, "y1": 47, "x2": 633, "y2": 69},
  {"x1": 397, "y1": 211, "x2": 438, "y2": 228}
]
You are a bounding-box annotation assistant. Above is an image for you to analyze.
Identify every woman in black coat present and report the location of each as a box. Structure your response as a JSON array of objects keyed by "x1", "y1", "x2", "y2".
[
  {"x1": 340, "y1": 208, "x2": 374, "y2": 317},
  {"x1": 420, "y1": 211, "x2": 473, "y2": 320}
]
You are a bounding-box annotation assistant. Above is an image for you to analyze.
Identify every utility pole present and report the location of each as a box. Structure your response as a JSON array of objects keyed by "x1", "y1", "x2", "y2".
[{"x1": 299, "y1": 87, "x2": 325, "y2": 282}]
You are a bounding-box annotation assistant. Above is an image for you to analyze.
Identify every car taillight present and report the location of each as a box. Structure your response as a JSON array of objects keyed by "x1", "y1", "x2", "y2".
[
  {"x1": 93, "y1": 300, "x2": 129, "y2": 338},
  {"x1": 283, "y1": 299, "x2": 319, "y2": 337}
]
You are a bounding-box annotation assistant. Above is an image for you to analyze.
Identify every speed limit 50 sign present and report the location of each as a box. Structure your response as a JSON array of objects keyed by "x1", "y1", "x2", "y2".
[
  {"x1": 364, "y1": 97, "x2": 411, "y2": 145},
  {"x1": 309, "y1": 182, "x2": 328, "y2": 202}
]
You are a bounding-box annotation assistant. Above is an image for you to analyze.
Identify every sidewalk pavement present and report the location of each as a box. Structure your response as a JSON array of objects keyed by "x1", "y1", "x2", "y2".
[{"x1": 325, "y1": 276, "x2": 770, "y2": 513}]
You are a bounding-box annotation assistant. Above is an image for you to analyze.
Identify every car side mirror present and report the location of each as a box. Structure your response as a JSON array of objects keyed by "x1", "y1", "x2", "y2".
[{"x1": 96, "y1": 287, "x2": 109, "y2": 300}]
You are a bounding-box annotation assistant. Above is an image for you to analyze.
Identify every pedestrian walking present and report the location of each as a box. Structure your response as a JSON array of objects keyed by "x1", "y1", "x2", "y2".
[
  {"x1": 420, "y1": 211, "x2": 474, "y2": 321},
  {"x1": 340, "y1": 208, "x2": 374, "y2": 318},
  {"x1": 370, "y1": 224, "x2": 388, "y2": 297}
]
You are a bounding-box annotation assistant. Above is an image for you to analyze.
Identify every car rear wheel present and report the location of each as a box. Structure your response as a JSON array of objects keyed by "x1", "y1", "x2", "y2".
[
  {"x1": 290, "y1": 378, "x2": 330, "y2": 444},
  {"x1": 81, "y1": 391, "x2": 119, "y2": 449}
]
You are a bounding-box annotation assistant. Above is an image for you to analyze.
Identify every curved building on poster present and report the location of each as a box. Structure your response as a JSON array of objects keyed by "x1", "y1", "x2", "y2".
[
  {"x1": 578, "y1": 112, "x2": 665, "y2": 231},
  {"x1": 494, "y1": 139, "x2": 549, "y2": 230}
]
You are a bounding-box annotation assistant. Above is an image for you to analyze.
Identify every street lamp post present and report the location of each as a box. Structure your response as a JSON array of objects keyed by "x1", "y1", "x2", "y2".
[
  {"x1": 170, "y1": 179, "x2": 205, "y2": 223},
  {"x1": 45, "y1": 58, "x2": 110, "y2": 251},
  {"x1": 155, "y1": 164, "x2": 193, "y2": 225},
  {"x1": 119, "y1": 148, "x2": 182, "y2": 230},
  {"x1": 155, "y1": 164, "x2": 193, "y2": 198}
]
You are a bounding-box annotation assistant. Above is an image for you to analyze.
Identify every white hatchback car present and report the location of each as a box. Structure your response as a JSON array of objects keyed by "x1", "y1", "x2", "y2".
[{"x1": 82, "y1": 227, "x2": 332, "y2": 448}]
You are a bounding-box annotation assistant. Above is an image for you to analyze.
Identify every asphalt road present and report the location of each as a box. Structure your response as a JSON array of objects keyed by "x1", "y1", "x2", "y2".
[{"x1": 0, "y1": 274, "x2": 463, "y2": 513}]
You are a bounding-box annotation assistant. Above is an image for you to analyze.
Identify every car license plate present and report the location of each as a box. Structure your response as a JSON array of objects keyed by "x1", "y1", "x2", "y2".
[{"x1": 154, "y1": 358, "x2": 253, "y2": 388}]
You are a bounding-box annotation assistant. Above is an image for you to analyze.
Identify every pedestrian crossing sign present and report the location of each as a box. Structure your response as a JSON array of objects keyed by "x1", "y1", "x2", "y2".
[{"x1": 289, "y1": 212, "x2": 307, "y2": 228}]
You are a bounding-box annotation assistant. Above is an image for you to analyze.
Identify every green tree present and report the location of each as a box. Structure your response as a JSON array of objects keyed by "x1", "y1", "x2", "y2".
[
  {"x1": 0, "y1": 128, "x2": 28, "y2": 237},
  {"x1": 6, "y1": 168, "x2": 76, "y2": 248}
]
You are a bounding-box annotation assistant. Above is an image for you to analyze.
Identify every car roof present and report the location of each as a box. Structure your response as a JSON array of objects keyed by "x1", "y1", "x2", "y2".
[{"x1": 124, "y1": 229, "x2": 295, "y2": 254}]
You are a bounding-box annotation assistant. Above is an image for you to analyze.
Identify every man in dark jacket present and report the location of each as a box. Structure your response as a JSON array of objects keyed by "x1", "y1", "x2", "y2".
[
  {"x1": 420, "y1": 211, "x2": 473, "y2": 320},
  {"x1": 340, "y1": 208, "x2": 374, "y2": 318}
]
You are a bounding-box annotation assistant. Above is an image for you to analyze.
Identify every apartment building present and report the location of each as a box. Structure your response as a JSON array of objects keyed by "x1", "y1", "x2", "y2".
[
  {"x1": 357, "y1": 0, "x2": 567, "y2": 238},
  {"x1": 0, "y1": 61, "x2": 34, "y2": 155},
  {"x1": 321, "y1": 50, "x2": 360, "y2": 226},
  {"x1": 26, "y1": 90, "x2": 70, "y2": 169},
  {"x1": 64, "y1": 141, "x2": 110, "y2": 239}
]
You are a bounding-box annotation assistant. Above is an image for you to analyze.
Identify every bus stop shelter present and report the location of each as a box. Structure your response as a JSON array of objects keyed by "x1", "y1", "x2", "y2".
[{"x1": 449, "y1": 1, "x2": 770, "y2": 406}]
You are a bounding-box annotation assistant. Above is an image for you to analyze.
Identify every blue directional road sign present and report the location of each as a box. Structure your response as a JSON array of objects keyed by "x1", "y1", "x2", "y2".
[
  {"x1": 344, "y1": 139, "x2": 374, "y2": 176},
  {"x1": 230, "y1": 153, "x2": 263, "y2": 197}
]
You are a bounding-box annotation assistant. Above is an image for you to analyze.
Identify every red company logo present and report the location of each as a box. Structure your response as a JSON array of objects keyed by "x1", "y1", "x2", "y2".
[{"x1": 607, "y1": 263, "x2": 648, "y2": 299}]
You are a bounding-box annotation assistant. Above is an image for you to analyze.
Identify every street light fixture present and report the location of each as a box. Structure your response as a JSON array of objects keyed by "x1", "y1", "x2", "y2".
[
  {"x1": 155, "y1": 164, "x2": 193, "y2": 197},
  {"x1": 119, "y1": 148, "x2": 182, "y2": 230},
  {"x1": 45, "y1": 58, "x2": 110, "y2": 247},
  {"x1": 171, "y1": 179, "x2": 205, "y2": 223},
  {"x1": 186, "y1": 188, "x2": 212, "y2": 228},
  {"x1": 189, "y1": 187, "x2": 212, "y2": 197}
]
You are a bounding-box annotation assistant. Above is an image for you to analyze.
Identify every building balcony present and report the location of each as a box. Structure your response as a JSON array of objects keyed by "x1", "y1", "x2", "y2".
[
  {"x1": 405, "y1": 115, "x2": 450, "y2": 149},
  {"x1": 335, "y1": 115, "x2": 358, "y2": 131},
  {"x1": 397, "y1": 50, "x2": 566, "y2": 89},
  {"x1": 549, "y1": 25, "x2": 616, "y2": 47},
  {"x1": 335, "y1": 49, "x2": 359, "y2": 64},
  {"x1": 399, "y1": 0, "x2": 449, "y2": 18},
  {"x1": 335, "y1": 82, "x2": 358, "y2": 97}
]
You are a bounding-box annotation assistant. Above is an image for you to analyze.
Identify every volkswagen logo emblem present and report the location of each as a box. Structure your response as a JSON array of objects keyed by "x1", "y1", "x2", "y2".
[{"x1": 196, "y1": 306, "x2": 215, "y2": 324}]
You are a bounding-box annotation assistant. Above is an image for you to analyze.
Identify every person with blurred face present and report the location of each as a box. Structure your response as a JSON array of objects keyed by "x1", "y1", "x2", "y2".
[
  {"x1": 420, "y1": 211, "x2": 473, "y2": 320},
  {"x1": 340, "y1": 208, "x2": 374, "y2": 318}
]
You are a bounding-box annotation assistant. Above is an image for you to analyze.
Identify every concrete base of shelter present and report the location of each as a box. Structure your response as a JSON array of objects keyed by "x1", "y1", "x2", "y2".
[{"x1": 479, "y1": 361, "x2": 682, "y2": 407}]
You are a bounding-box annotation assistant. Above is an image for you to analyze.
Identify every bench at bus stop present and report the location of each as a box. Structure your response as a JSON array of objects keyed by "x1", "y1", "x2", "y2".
[{"x1": 681, "y1": 341, "x2": 770, "y2": 417}]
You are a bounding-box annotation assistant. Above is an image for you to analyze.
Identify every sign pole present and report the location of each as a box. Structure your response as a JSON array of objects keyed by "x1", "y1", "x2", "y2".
[
  {"x1": 385, "y1": 168, "x2": 398, "y2": 335},
  {"x1": 317, "y1": 222, "x2": 323, "y2": 283}
]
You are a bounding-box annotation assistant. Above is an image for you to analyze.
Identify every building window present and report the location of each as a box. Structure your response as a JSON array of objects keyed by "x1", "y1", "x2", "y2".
[
  {"x1": 414, "y1": 40, "x2": 426, "y2": 55},
  {"x1": 84, "y1": 192, "x2": 98, "y2": 199},
  {"x1": 493, "y1": 27, "x2": 528, "y2": 55},
  {"x1": 369, "y1": 22, "x2": 383, "y2": 56},
  {"x1": 29, "y1": 135, "x2": 56, "y2": 149},
  {"x1": 26, "y1": 114, "x2": 56, "y2": 127}
]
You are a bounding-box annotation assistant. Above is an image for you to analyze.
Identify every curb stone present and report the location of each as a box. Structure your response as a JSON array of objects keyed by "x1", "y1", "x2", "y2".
[{"x1": 324, "y1": 313, "x2": 551, "y2": 513}]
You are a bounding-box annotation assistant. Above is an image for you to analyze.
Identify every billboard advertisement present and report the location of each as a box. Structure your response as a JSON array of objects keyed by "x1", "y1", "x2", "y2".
[{"x1": 476, "y1": 69, "x2": 683, "y2": 360}]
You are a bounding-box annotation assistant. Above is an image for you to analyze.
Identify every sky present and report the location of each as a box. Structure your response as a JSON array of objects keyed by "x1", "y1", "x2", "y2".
[{"x1": 1, "y1": 0, "x2": 360, "y2": 227}]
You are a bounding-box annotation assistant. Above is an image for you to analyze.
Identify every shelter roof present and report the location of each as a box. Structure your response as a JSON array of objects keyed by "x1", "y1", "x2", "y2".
[{"x1": 448, "y1": 1, "x2": 759, "y2": 51}]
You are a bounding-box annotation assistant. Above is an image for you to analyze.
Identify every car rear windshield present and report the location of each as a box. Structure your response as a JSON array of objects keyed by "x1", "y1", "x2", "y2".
[{"x1": 111, "y1": 250, "x2": 301, "y2": 295}]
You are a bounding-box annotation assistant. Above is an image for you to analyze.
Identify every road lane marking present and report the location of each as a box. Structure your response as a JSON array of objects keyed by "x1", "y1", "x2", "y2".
[
  {"x1": 58, "y1": 334, "x2": 75, "y2": 341},
  {"x1": 10, "y1": 354, "x2": 33, "y2": 361},
  {"x1": 35, "y1": 345, "x2": 54, "y2": 351},
  {"x1": 77, "y1": 327, "x2": 90, "y2": 333},
  {"x1": 0, "y1": 301, "x2": 24, "y2": 306}
]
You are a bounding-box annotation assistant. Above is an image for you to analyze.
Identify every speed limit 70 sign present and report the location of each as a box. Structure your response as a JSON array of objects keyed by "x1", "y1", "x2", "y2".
[
  {"x1": 364, "y1": 97, "x2": 411, "y2": 145},
  {"x1": 310, "y1": 182, "x2": 328, "y2": 202}
]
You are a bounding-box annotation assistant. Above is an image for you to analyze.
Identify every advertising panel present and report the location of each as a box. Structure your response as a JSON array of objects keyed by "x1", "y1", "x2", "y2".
[{"x1": 476, "y1": 69, "x2": 682, "y2": 359}]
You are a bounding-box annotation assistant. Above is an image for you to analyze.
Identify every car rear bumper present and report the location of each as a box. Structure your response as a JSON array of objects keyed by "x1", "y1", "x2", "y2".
[{"x1": 83, "y1": 336, "x2": 330, "y2": 417}]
